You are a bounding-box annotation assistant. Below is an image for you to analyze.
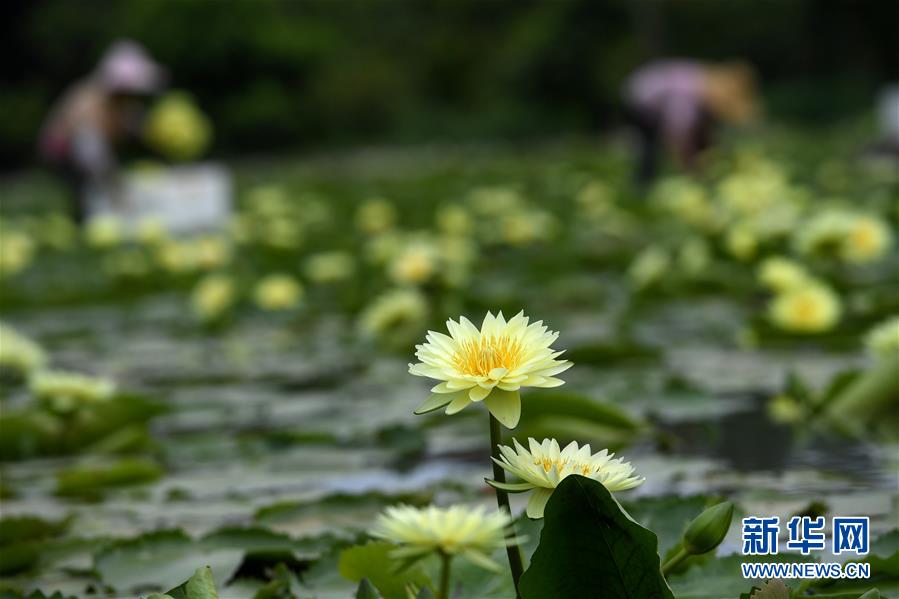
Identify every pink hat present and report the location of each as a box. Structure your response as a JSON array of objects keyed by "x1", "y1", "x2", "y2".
[{"x1": 95, "y1": 40, "x2": 166, "y2": 94}]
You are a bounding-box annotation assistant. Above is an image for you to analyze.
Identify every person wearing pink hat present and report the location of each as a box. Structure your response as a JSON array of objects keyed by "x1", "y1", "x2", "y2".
[
  {"x1": 623, "y1": 59, "x2": 760, "y2": 185},
  {"x1": 39, "y1": 40, "x2": 167, "y2": 224}
]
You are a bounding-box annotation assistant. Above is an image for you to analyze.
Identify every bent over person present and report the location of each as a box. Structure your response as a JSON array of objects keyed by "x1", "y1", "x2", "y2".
[
  {"x1": 39, "y1": 40, "x2": 166, "y2": 224},
  {"x1": 623, "y1": 60, "x2": 759, "y2": 184}
]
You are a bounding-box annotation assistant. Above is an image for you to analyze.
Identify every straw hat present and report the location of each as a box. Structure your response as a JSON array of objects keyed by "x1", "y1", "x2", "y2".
[
  {"x1": 702, "y1": 62, "x2": 760, "y2": 124},
  {"x1": 94, "y1": 40, "x2": 166, "y2": 95}
]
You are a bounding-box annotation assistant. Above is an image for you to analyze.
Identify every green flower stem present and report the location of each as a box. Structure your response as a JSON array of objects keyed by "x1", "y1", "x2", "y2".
[
  {"x1": 438, "y1": 551, "x2": 452, "y2": 599},
  {"x1": 489, "y1": 414, "x2": 525, "y2": 596},
  {"x1": 661, "y1": 546, "x2": 690, "y2": 575}
]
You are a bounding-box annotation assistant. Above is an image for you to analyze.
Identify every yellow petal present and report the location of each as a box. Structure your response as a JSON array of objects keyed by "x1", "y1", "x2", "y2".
[
  {"x1": 414, "y1": 391, "x2": 464, "y2": 415},
  {"x1": 469, "y1": 385, "x2": 491, "y2": 402},
  {"x1": 445, "y1": 393, "x2": 473, "y2": 415},
  {"x1": 484, "y1": 389, "x2": 521, "y2": 428},
  {"x1": 526, "y1": 487, "x2": 554, "y2": 519}
]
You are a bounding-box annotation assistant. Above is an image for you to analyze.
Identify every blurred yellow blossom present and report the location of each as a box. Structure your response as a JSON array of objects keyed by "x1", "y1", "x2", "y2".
[
  {"x1": 864, "y1": 315, "x2": 899, "y2": 361},
  {"x1": 841, "y1": 215, "x2": 892, "y2": 263},
  {"x1": 85, "y1": 215, "x2": 123, "y2": 249},
  {"x1": 725, "y1": 225, "x2": 757, "y2": 261},
  {"x1": 30, "y1": 370, "x2": 116, "y2": 414},
  {"x1": 371, "y1": 504, "x2": 514, "y2": 572},
  {"x1": 191, "y1": 274, "x2": 236, "y2": 321},
  {"x1": 0, "y1": 230, "x2": 35, "y2": 277},
  {"x1": 757, "y1": 256, "x2": 811, "y2": 293},
  {"x1": 253, "y1": 274, "x2": 303, "y2": 311},
  {"x1": 389, "y1": 240, "x2": 439, "y2": 285},
  {"x1": 436, "y1": 204, "x2": 473, "y2": 236},
  {"x1": 768, "y1": 282, "x2": 841, "y2": 334},
  {"x1": 356, "y1": 198, "x2": 396, "y2": 235},
  {"x1": 136, "y1": 217, "x2": 167, "y2": 245},
  {"x1": 628, "y1": 246, "x2": 670, "y2": 289},
  {"x1": 0, "y1": 323, "x2": 47, "y2": 377},
  {"x1": 358, "y1": 288, "x2": 428, "y2": 343},
  {"x1": 303, "y1": 251, "x2": 355, "y2": 283},
  {"x1": 143, "y1": 91, "x2": 212, "y2": 161}
]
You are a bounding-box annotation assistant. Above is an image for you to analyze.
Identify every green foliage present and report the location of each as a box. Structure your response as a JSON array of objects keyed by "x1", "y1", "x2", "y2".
[
  {"x1": 95, "y1": 530, "x2": 243, "y2": 594},
  {"x1": 668, "y1": 554, "x2": 814, "y2": 599},
  {"x1": 0, "y1": 515, "x2": 69, "y2": 576},
  {"x1": 519, "y1": 475, "x2": 673, "y2": 598},
  {"x1": 338, "y1": 542, "x2": 431, "y2": 599},
  {"x1": 515, "y1": 390, "x2": 645, "y2": 449},
  {"x1": 164, "y1": 566, "x2": 218, "y2": 599},
  {"x1": 55, "y1": 458, "x2": 163, "y2": 499},
  {"x1": 355, "y1": 579, "x2": 382, "y2": 599},
  {"x1": 0, "y1": 393, "x2": 165, "y2": 461},
  {"x1": 741, "y1": 579, "x2": 790, "y2": 599}
]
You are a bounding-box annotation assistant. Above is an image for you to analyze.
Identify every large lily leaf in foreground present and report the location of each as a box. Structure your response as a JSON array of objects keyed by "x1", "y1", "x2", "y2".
[{"x1": 519, "y1": 475, "x2": 673, "y2": 599}]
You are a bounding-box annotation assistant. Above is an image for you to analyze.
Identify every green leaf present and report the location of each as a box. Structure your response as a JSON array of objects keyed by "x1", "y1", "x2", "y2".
[
  {"x1": 622, "y1": 495, "x2": 710, "y2": 556},
  {"x1": 338, "y1": 542, "x2": 431, "y2": 599},
  {"x1": 669, "y1": 554, "x2": 814, "y2": 599},
  {"x1": 747, "y1": 579, "x2": 789, "y2": 599},
  {"x1": 514, "y1": 391, "x2": 645, "y2": 448},
  {"x1": 55, "y1": 458, "x2": 163, "y2": 499},
  {"x1": 95, "y1": 530, "x2": 243, "y2": 594},
  {"x1": 826, "y1": 361, "x2": 899, "y2": 428},
  {"x1": 165, "y1": 566, "x2": 218, "y2": 599},
  {"x1": 519, "y1": 475, "x2": 673, "y2": 598},
  {"x1": 355, "y1": 578, "x2": 382, "y2": 599}
]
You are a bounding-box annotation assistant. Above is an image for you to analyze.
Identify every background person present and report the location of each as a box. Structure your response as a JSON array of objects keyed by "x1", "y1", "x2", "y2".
[
  {"x1": 623, "y1": 59, "x2": 760, "y2": 184},
  {"x1": 38, "y1": 40, "x2": 166, "y2": 224}
]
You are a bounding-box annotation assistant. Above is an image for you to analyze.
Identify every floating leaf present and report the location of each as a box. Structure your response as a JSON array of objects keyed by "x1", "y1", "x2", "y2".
[
  {"x1": 338, "y1": 542, "x2": 431, "y2": 599},
  {"x1": 95, "y1": 530, "x2": 243, "y2": 594},
  {"x1": 56, "y1": 458, "x2": 163, "y2": 499}
]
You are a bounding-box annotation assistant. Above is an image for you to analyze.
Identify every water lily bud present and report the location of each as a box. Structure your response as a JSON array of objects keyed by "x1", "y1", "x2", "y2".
[{"x1": 683, "y1": 501, "x2": 734, "y2": 555}]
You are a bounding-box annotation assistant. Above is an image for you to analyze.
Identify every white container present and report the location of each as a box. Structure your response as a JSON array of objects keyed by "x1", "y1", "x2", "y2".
[{"x1": 86, "y1": 162, "x2": 232, "y2": 235}]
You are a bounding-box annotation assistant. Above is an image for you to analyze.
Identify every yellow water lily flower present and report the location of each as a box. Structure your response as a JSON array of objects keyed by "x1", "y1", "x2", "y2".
[
  {"x1": 303, "y1": 251, "x2": 355, "y2": 283},
  {"x1": 136, "y1": 217, "x2": 168, "y2": 245},
  {"x1": 757, "y1": 256, "x2": 811, "y2": 293},
  {"x1": 143, "y1": 91, "x2": 212, "y2": 161},
  {"x1": 30, "y1": 370, "x2": 116, "y2": 414},
  {"x1": 768, "y1": 282, "x2": 841, "y2": 334},
  {"x1": 370, "y1": 504, "x2": 513, "y2": 571},
  {"x1": 85, "y1": 215, "x2": 123, "y2": 249},
  {"x1": 253, "y1": 274, "x2": 303, "y2": 311},
  {"x1": 488, "y1": 437, "x2": 644, "y2": 518},
  {"x1": 435, "y1": 204, "x2": 472, "y2": 236},
  {"x1": 725, "y1": 225, "x2": 757, "y2": 261},
  {"x1": 0, "y1": 231, "x2": 35, "y2": 277},
  {"x1": 841, "y1": 215, "x2": 892, "y2": 263},
  {"x1": 628, "y1": 246, "x2": 670, "y2": 289},
  {"x1": 389, "y1": 241, "x2": 439, "y2": 285},
  {"x1": 358, "y1": 288, "x2": 428, "y2": 341},
  {"x1": 0, "y1": 323, "x2": 47, "y2": 377},
  {"x1": 356, "y1": 198, "x2": 397, "y2": 235},
  {"x1": 409, "y1": 311, "x2": 571, "y2": 428},
  {"x1": 191, "y1": 274, "x2": 236, "y2": 321},
  {"x1": 864, "y1": 315, "x2": 899, "y2": 361}
]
